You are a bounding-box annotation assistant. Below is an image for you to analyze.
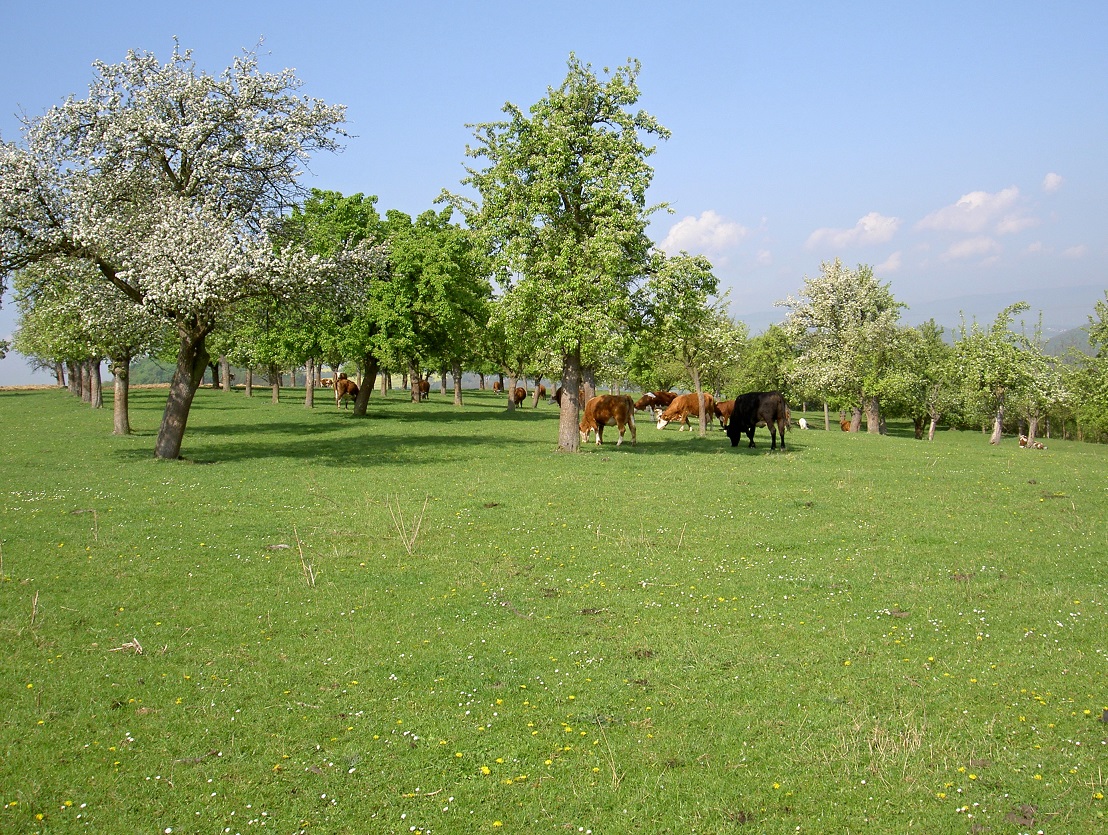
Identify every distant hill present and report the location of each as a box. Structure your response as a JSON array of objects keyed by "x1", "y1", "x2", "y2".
[{"x1": 1044, "y1": 327, "x2": 1093, "y2": 357}]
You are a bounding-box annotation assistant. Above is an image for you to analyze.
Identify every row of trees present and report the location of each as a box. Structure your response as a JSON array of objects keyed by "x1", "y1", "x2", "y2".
[{"x1": 3, "y1": 45, "x2": 1105, "y2": 457}]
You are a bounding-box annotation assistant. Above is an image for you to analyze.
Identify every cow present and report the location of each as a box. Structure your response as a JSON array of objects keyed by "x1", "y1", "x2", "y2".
[
  {"x1": 797, "y1": 417, "x2": 808, "y2": 430},
  {"x1": 713, "y1": 398, "x2": 736, "y2": 429},
  {"x1": 418, "y1": 379, "x2": 430, "y2": 397},
  {"x1": 510, "y1": 386, "x2": 527, "y2": 406},
  {"x1": 840, "y1": 419, "x2": 851, "y2": 431},
  {"x1": 321, "y1": 377, "x2": 335, "y2": 388},
  {"x1": 725, "y1": 391, "x2": 789, "y2": 450},
  {"x1": 656, "y1": 392, "x2": 716, "y2": 431},
  {"x1": 634, "y1": 390, "x2": 679, "y2": 419},
  {"x1": 335, "y1": 373, "x2": 359, "y2": 409},
  {"x1": 1019, "y1": 434, "x2": 1046, "y2": 449},
  {"x1": 580, "y1": 394, "x2": 637, "y2": 446},
  {"x1": 535, "y1": 384, "x2": 547, "y2": 403},
  {"x1": 492, "y1": 380, "x2": 504, "y2": 393}
]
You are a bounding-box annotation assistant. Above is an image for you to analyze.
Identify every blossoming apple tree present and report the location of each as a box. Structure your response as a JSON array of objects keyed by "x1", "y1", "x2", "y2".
[{"x1": 0, "y1": 43, "x2": 347, "y2": 458}]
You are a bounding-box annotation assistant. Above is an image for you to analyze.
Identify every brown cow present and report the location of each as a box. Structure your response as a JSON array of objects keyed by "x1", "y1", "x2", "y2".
[
  {"x1": 580, "y1": 394, "x2": 637, "y2": 446},
  {"x1": 535, "y1": 384, "x2": 547, "y2": 404},
  {"x1": 840, "y1": 419, "x2": 851, "y2": 431},
  {"x1": 321, "y1": 377, "x2": 335, "y2": 388},
  {"x1": 492, "y1": 380, "x2": 504, "y2": 393},
  {"x1": 418, "y1": 379, "x2": 430, "y2": 397},
  {"x1": 656, "y1": 392, "x2": 716, "y2": 431},
  {"x1": 510, "y1": 386, "x2": 527, "y2": 406},
  {"x1": 335, "y1": 373, "x2": 359, "y2": 409},
  {"x1": 634, "y1": 390, "x2": 679, "y2": 418},
  {"x1": 713, "y1": 398, "x2": 737, "y2": 429}
]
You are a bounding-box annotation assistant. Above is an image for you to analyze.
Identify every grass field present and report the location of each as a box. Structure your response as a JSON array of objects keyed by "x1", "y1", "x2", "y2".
[{"x1": 1, "y1": 386, "x2": 1105, "y2": 834}]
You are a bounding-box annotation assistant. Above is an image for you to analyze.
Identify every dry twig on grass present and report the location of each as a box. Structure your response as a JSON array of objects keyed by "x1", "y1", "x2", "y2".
[
  {"x1": 388, "y1": 494, "x2": 430, "y2": 557},
  {"x1": 108, "y1": 637, "x2": 143, "y2": 654}
]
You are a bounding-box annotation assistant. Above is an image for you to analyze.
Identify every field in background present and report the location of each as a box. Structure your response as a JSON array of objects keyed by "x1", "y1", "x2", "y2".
[{"x1": 1, "y1": 387, "x2": 1105, "y2": 834}]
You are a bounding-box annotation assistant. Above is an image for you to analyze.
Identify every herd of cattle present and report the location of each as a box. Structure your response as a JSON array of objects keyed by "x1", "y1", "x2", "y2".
[
  {"x1": 574, "y1": 389, "x2": 790, "y2": 450},
  {"x1": 326, "y1": 373, "x2": 789, "y2": 450}
]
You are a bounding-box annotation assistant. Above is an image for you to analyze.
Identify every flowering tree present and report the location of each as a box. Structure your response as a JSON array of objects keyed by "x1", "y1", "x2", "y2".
[
  {"x1": 0, "y1": 43, "x2": 346, "y2": 458},
  {"x1": 445, "y1": 55, "x2": 668, "y2": 451},
  {"x1": 778, "y1": 259, "x2": 904, "y2": 432}
]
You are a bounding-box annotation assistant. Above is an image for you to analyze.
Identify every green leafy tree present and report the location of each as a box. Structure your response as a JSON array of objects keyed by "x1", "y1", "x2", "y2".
[
  {"x1": 638, "y1": 253, "x2": 723, "y2": 436},
  {"x1": 953, "y1": 303, "x2": 1034, "y2": 444},
  {"x1": 445, "y1": 54, "x2": 668, "y2": 450},
  {"x1": 733, "y1": 323, "x2": 794, "y2": 397}
]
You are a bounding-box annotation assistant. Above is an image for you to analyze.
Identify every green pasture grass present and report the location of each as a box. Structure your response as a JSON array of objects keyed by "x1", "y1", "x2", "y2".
[{"x1": 1, "y1": 386, "x2": 1105, "y2": 834}]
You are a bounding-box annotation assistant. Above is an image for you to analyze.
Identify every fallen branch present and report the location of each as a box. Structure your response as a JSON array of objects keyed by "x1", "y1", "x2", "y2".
[{"x1": 108, "y1": 637, "x2": 143, "y2": 654}]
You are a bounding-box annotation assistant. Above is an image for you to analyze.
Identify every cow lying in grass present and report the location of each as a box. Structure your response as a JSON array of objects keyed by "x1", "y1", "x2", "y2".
[{"x1": 580, "y1": 394, "x2": 636, "y2": 446}]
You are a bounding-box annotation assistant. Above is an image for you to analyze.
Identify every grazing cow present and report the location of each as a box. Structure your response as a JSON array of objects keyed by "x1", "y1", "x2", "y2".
[
  {"x1": 418, "y1": 379, "x2": 430, "y2": 397},
  {"x1": 536, "y1": 384, "x2": 547, "y2": 402},
  {"x1": 510, "y1": 386, "x2": 527, "y2": 406},
  {"x1": 580, "y1": 394, "x2": 637, "y2": 446},
  {"x1": 492, "y1": 380, "x2": 504, "y2": 393},
  {"x1": 634, "y1": 390, "x2": 679, "y2": 419},
  {"x1": 725, "y1": 391, "x2": 789, "y2": 450},
  {"x1": 713, "y1": 398, "x2": 736, "y2": 429},
  {"x1": 656, "y1": 392, "x2": 717, "y2": 431},
  {"x1": 840, "y1": 419, "x2": 851, "y2": 431},
  {"x1": 335, "y1": 373, "x2": 359, "y2": 409}
]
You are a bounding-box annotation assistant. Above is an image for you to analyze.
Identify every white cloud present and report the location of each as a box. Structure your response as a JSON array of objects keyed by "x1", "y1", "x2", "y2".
[
  {"x1": 805, "y1": 212, "x2": 901, "y2": 250},
  {"x1": 942, "y1": 237, "x2": 1001, "y2": 261},
  {"x1": 1063, "y1": 244, "x2": 1088, "y2": 259},
  {"x1": 659, "y1": 210, "x2": 748, "y2": 256},
  {"x1": 875, "y1": 251, "x2": 902, "y2": 273},
  {"x1": 1042, "y1": 172, "x2": 1064, "y2": 192},
  {"x1": 755, "y1": 249, "x2": 772, "y2": 266},
  {"x1": 995, "y1": 214, "x2": 1039, "y2": 235},
  {"x1": 917, "y1": 186, "x2": 1025, "y2": 235}
]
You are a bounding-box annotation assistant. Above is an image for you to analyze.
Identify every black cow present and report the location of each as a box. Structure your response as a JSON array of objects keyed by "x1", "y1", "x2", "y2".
[{"x1": 725, "y1": 391, "x2": 789, "y2": 450}]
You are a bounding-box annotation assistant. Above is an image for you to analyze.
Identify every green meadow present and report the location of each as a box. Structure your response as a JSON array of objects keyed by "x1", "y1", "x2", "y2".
[{"x1": 1, "y1": 386, "x2": 1105, "y2": 834}]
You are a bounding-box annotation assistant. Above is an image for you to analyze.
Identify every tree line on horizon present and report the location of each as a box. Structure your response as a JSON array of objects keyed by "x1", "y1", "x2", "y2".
[{"x1": 2, "y1": 44, "x2": 1106, "y2": 456}]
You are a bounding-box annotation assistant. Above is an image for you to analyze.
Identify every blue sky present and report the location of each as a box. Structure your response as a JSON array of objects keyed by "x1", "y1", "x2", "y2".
[{"x1": 2, "y1": 1, "x2": 1105, "y2": 384}]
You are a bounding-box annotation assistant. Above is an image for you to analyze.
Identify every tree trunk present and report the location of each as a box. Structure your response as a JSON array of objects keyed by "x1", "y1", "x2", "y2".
[
  {"x1": 381, "y1": 369, "x2": 389, "y2": 397},
  {"x1": 692, "y1": 368, "x2": 708, "y2": 438},
  {"x1": 928, "y1": 416, "x2": 938, "y2": 441},
  {"x1": 479, "y1": 373, "x2": 486, "y2": 391},
  {"x1": 1027, "y1": 413, "x2": 1040, "y2": 446},
  {"x1": 220, "y1": 355, "x2": 232, "y2": 392},
  {"x1": 989, "y1": 398, "x2": 1004, "y2": 445},
  {"x1": 440, "y1": 365, "x2": 448, "y2": 396},
  {"x1": 850, "y1": 406, "x2": 862, "y2": 433},
  {"x1": 269, "y1": 363, "x2": 281, "y2": 404},
  {"x1": 410, "y1": 362, "x2": 421, "y2": 403},
  {"x1": 352, "y1": 353, "x2": 378, "y2": 416},
  {"x1": 89, "y1": 360, "x2": 103, "y2": 409},
  {"x1": 557, "y1": 349, "x2": 583, "y2": 452},
  {"x1": 452, "y1": 360, "x2": 463, "y2": 406},
  {"x1": 244, "y1": 369, "x2": 253, "y2": 397},
  {"x1": 111, "y1": 357, "x2": 132, "y2": 435},
  {"x1": 304, "y1": 357, "x2": 316, "y2": 409},
  {"x1": 864, "y1": 396, "x2": 881, "y2": 434},
  {"x1": 531, "y1": 377, "x2": 544, "y2": 408},
  {"x1": 581, "y1": 366, "x2": 597, "y2": 402},
  {"x1": 81, "y1": 362, "x2": 92, "y2": 402},
  {"x1": 506, "y1": 372, "x2": 519, "y2": 412},
  {"x1": 55, "y1": 362, "x2": 66, "y2": 387},
  {"x1": 823, "y1": 402, "x2": 830, "y2": 432},
  {"x1": 67, "y1": 362, "x2": 80, "y2": 397},
  {"x1": 154, "y1": 328, "x2": 210, "y2": 460}
]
